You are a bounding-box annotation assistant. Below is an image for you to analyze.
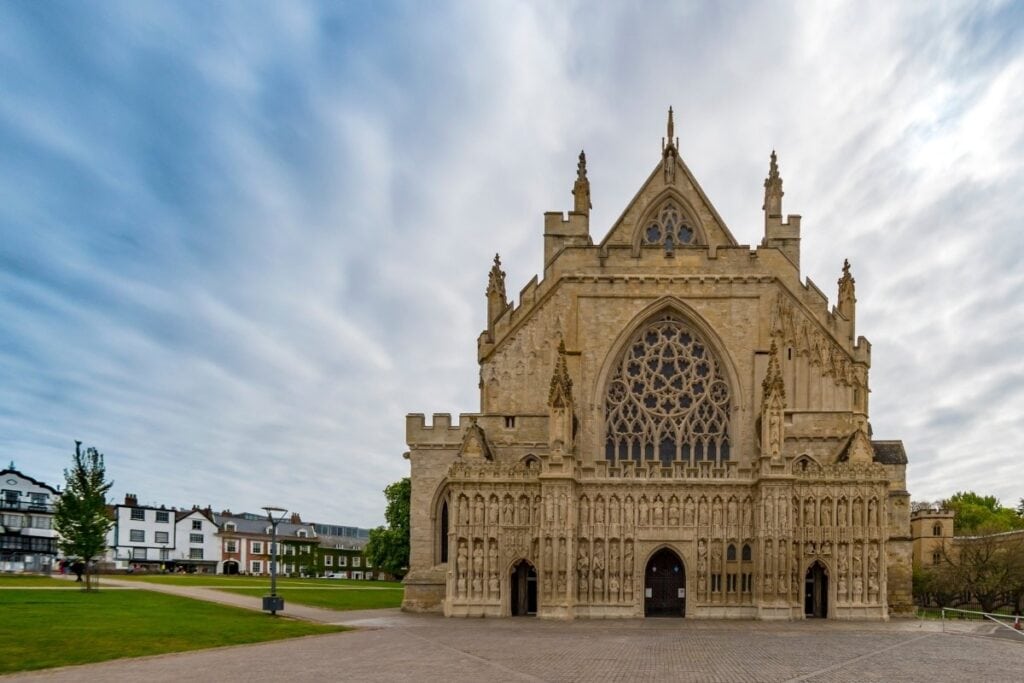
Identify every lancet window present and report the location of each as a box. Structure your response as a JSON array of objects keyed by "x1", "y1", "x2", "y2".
[
  {"x1": 604, "y1": 312, "x2": 731, "y2": 465},
  {"x1": 641, "y1": 200, "x2": 697, "y2": 250}
]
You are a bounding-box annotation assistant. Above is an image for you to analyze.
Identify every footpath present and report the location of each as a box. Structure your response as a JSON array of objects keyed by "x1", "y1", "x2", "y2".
[{"x1": 51, "y1": 573, "x2": 409, "y2": 629}]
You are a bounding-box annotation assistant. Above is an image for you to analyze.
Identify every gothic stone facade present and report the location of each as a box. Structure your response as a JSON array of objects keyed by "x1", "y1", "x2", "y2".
[{"x1": 403, "y1": 112, "x2": 913, "y2": 620}]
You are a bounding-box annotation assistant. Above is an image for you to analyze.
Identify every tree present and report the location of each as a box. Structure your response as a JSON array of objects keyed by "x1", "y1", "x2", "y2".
[
  {"x1": 53, "y1": 441, "x2": 113, "y2": 590},
  {"x1": 365, "y1": 477, "x2": 410, "y2": 580},
  {"x1": 944, "y1": 491, "x2": 1024, "y2": 535}
]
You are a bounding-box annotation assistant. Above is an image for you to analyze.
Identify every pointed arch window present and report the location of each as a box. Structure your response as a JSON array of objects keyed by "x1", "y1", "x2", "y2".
[
  {"x1": 642, "y1": 200, "x2": 697, "y2": 251},
  {"x1": 604, "y1": 312, "x2": 731, "y2": 465}
]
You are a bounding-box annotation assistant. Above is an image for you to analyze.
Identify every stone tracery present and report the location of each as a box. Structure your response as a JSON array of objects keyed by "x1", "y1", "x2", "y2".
[{"x1": 605, "y1": 313, "x2": 731, "y2": 465}]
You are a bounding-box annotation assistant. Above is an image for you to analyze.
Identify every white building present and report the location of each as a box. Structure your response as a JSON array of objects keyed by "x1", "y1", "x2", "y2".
[
  {"x1": 0, "y1": 465, "x2": 60, "y2": 572},
  {"x1": 106, "y1": 494, "x2": 221, "y2": 573}
]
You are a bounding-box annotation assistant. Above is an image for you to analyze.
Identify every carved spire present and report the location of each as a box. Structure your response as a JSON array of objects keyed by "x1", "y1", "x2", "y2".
[
  {"x1": 486, "y1": 253, "x2": 508, "y2": 330},
  {"x1": 762, "y1": 340, "x2": 786, "y2": 403},
  {"x1": 548, "y1": 339, "x2": 573, "y2": 408},
  {"x1": 761, "y1": 340, "x2": 786, "y2": 461},
  {"x1": 837, "y1": 258, "x2": 857, "y2": 336},
  {"x1": 661, "y1": 106, "x2": 679, "y2": 183},
  {"x1": 572, "y1": 150, "x2": 591, "y2": 215},
  {"x1": 763, "y1": 150, "x2": 783, "y2": 217}
]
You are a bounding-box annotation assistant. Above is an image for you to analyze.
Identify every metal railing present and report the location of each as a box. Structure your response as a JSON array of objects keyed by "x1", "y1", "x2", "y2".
[{"x1": 941, "y1": 607, "x2": 1024, "y2": 640}]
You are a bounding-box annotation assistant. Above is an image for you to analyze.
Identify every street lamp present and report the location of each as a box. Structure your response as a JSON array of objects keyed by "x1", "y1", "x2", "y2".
[{"x1": 261, "y1": 506, "x2": 288, "y2": 615}]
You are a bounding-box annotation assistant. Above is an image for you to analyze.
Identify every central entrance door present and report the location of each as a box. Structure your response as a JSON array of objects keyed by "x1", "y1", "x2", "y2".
[
  {"x1": 645, "y1": 548, "x2": 685, "y2": 617},
  {"x1": 510, "y1": 560, "x2": 537, "y2": 616},
  {"x1": 804, "y1": 561, "x2": 829, "y2": 618}
]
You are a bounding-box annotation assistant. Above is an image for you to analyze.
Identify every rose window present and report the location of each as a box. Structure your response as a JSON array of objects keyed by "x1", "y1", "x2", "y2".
[{"x1": 605, "y1": 313, "x2": 731, "y2": 464}]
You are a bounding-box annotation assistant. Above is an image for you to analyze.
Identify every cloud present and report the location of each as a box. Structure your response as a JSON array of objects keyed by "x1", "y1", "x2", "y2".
[{"x1": 1, "y1": 1, "x2": 1022, "y2": 525}]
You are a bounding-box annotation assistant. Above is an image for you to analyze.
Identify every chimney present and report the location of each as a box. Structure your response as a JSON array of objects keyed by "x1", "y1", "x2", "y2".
[
  {"x1": 124, "y1": 493, "x2": 138, "y2": 507},
  {"x1": 290, "y1": 512, "x2": 302, "y2": 524}
]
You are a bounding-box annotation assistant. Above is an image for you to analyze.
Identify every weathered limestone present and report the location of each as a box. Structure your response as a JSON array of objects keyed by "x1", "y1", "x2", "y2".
[{"x1": 403, "y1": 111, "x2": 913, "y2": 620}]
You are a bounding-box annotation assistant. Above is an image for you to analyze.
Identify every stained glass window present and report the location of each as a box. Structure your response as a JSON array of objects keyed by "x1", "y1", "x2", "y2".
[
  {"x1": 605, "y1": 313, "x2": 731, "y2": 464},
  {"x1": 642, "y1": 201, "x2": 696, "y2": 250}
]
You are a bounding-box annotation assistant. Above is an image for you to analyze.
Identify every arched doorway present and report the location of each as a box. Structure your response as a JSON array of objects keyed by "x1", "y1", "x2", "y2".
[
  {"x1": 645, "y1": 548, "x2": 685, "y2": 617},
  {"x1": 222, "y1": 561, "x2": 239, "y2": 575},
  {"x1": 804, "y1": 561, "x2": 829, "y2": 618},
  {"x1": 510, "y1": 560, "x2": 537, "y2": 616}
]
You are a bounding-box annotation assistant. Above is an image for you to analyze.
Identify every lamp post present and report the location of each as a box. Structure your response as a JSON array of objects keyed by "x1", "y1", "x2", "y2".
[{"x1": 261, "y1": 506, "x2": 288, "y2": 615}]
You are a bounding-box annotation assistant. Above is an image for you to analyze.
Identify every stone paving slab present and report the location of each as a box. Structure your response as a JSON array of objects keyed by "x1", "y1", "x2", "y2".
[
  {"x1": 5, "y1": 614, "x2": 1021, "y2": 683},
  {"x1": 10, "y1": 577, "x2": 1021, "y2": 682}
]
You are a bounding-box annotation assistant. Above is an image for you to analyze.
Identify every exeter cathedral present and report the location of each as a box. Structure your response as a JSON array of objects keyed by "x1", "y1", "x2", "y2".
[{"x1": 402, "y1": 110, "x2": 913, "y2": 620}]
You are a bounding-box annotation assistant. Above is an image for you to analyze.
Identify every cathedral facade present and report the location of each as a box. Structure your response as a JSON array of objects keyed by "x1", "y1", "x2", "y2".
[{"x1": 402, "y1": 112, "x2": 913, "y2": 620}]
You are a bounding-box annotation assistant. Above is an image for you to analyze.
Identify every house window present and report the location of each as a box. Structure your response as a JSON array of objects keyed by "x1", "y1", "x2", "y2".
[
  {"x1": 192, "y1": 520, "x2": 202, "y2": 530},
  {"x1": 132, "y1": 547, "x2": 148, "y2": 560},
  {"x1": 741, "y1": 573, "x2": 752, "y2": 593},
  {"x1": 325, "y1": 555, "x2": 333, "y2": 567},
  {"x1": 251, "y1": 541, "x2": 263, "y2": 554},
  {"x1": 641, "y1": 200, "x2": 697, "y2": 250},
  {"x1": 338, "y1": 555, "x2": 347, "y2": 567},
  {"x1": 297, "y1": 529, "x2": 307, "y2": 538},
  {"x1": 225, "y1": 540, "x2": 237, "y2": 553},
  {"x1": 932, "y1": 550, "x2": 942, "y2": 565},
  {"x1": 190, "y1": 548, "x2": 204, "y2": 560},
  {"x1": 224, "y1": 522, "x2": 236, "y2": 532},
  {"x1": 130, "y1": 508, "x2": 145, "y2": 521},
  {"x1": 365, "y1": 558, "x2": 373, "y2": 569},
  {"x1": 932, "y1": 523, "x2": 942, "y2": 537},
  {"x1": 741, "y1": 544, "x2": 752, "y2": 562},
  {"x1": 726, "y1": 574, "x2": 737, "y2": 593},
  {"x1": 353, "y1": 557, "x2": 361, "y2": 567},
  {"x1": 251, "y1": 561, "x2": 262, "y2": 573},
  {"x1": 155, "y1": 511, "x2": 170, "y2": 523},
  {"x1": 2, "y1": 490, "x2": 17, "y2": 506},
  {"x1": 711, "y1": 574, "x2": 722, "y2": 592},
  {"x1": 352, "y1": 571, "x2": 363, "y2": 580},
  {"x1": 155, "y1": 531, "x2": 169, "y2": 544},
  {"x1": 29, "y1": 493, "x2": 47, "y2": 509},
  {"x1": 190, "y1": 533, "x2": 203, "y2": 544},
  {"x1": 504, "y1": 416, "x2": 516, "y2": 429},
  {"x1": 726, "y1": 544, "x2": 737, "y2": 562},
  {"x1": 129, "y1": 529, "x2": 145, "y2": 542},
  {"x1": 160, "y1": 549, "x2": 170, "y2": 560}
]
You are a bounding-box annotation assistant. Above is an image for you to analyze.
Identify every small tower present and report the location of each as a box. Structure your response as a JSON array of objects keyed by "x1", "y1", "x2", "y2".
[
  {"x1": 761, "y1": 340, "x2": 786, "y2": 462},
  {"x1": 572, "y1": 150, "x2": 591, "y2": 216},
  {"x1": 485, "y1": 254, "x2": 508, "y2": 338},
  {"x1": 837, "y1": 259, "x2": 857, "y2": 341},
  {"x1": 547, "y1": 339, "x2": 575, "y2": 457},
  {"x1": 760, "y1": 151, "x2": 802, "y2": 270},
  {"x1": 661, "y1": 107, "x2": 679, "y2": 183}
]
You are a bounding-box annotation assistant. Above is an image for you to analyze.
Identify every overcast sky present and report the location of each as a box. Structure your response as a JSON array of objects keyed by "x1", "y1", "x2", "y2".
[{"x1": 1, "y1": 1, "x2": 1022, "y2": 527}]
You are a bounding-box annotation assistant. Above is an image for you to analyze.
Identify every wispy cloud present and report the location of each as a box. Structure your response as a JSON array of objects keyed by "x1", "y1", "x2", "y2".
[{"x1": 1, "y1": 1, "x2": 1022, "y2": 524}]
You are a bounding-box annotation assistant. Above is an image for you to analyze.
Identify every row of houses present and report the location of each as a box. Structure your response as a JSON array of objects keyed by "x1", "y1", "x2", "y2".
[{"x1": 0, "y1": 465, "x2": 385, "y2": 579}]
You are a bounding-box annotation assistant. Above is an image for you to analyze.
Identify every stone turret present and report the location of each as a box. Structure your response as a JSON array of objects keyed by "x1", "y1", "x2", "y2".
[{"x1": 760, "y1": 151, "x2": 802, "y2": 270}]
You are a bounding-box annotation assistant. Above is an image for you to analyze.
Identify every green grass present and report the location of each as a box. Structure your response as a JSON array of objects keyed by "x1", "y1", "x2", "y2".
[
  {"x1": 0, "y1": 574, "x2": 77, "y2": 588},
  {"x1": 215, "y1": 586, "x2": 403, "y2": 610},
  {"x1": 112, "y1": 574, "x2": 404, "y2": 608},
  {"x1": 0, "y1": 589, "x2": 344, "y2": 674}
]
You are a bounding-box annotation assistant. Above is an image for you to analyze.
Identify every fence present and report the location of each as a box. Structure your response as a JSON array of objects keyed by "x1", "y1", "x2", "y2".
[{"x1": 939, "y1": 607, "x2": 1024, "y2": 642}]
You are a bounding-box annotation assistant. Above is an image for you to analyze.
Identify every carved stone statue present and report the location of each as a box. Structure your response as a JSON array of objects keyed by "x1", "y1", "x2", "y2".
[{"x1": 684, "y1": 498, "x2": 695, "y2": 526}]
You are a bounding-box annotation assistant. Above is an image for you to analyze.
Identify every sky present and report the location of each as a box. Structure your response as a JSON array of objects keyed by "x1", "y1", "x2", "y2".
[{"x1": 1, "y1": 1, "x2": 1022, "y2": 527}]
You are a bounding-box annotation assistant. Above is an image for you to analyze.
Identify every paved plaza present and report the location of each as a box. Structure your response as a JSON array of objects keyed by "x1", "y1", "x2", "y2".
[{"x1": 5, "y1": 598, "x2": 1022, "y2": 682}]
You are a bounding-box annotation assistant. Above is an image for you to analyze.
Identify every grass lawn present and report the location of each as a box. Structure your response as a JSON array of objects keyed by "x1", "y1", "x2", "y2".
[
  {"x1": 0, "y1": 589, "x2": 344, "y2": 674},
  {"x1": 114, "y1": 575, "x2": 404, "y2": 609},
  {"x1": 0, "y1": 574, "x2": 78, "y2": 588}
]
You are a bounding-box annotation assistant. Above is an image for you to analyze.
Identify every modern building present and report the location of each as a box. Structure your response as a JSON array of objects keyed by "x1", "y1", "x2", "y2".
[
  {"x1": 0, "y1": 465, "x2": 60, "y2": 573},
  {"x1": 403, "y1": 112, "x2": 913, "y2": 620}
]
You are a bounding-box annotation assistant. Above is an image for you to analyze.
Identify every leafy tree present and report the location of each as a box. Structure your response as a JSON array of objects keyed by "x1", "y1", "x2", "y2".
[
  {"x1": 365, "y1": 477, "x2": 410, "y2": 580},
  {"x1": 53, "y1": 442, "x2": 113, "y2": 591},
  {"x1": 944, "y1": 491, "x2": 1024, "y2": 535}
]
